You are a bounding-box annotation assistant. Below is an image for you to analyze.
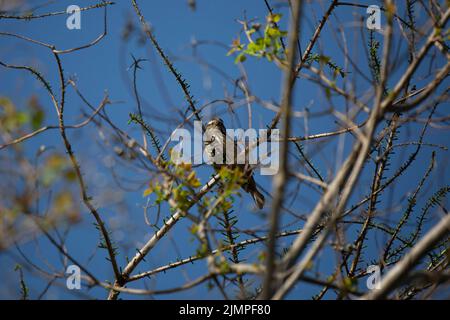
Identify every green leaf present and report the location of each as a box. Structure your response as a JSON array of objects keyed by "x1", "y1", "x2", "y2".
[
  {"x1": 17, "y1": 112, "x2": 29, "y2": 125},
  {"x1": 235, "y1": 53, "x2": 247, "y2": 63},
  {"x1": 267, "y1": 27, "x2": 281, "y2": 37},
  {"x1": 31, "y1": 109, "x2": 44, "y2": 130},
  {"x1": 270, "y1": 13, "x2": 282, "y2": 23},
  {"x1": 143, "y1": 187, "x2": 153, "y2": 197}
]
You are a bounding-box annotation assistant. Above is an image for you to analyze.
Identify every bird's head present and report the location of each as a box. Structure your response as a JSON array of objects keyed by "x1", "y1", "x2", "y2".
[{"x1": 205, "y1": 117, "x2": 226, "y2": 133}]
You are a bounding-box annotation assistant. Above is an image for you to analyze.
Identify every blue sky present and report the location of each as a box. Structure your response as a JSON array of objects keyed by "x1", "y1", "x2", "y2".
[{"x1": 0, "y1": 0, "x2": 448, "y2": 299}]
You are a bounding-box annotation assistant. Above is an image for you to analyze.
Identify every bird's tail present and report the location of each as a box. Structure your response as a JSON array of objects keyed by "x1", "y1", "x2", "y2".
[{"x1": 243, "y1": 174, "x2": 265, "y2": 209}]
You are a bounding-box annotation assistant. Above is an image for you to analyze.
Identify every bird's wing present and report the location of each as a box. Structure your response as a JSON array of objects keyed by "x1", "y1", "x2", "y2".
[{"x1": 224, "y1": 135, "x2": 241, "y2": 165}]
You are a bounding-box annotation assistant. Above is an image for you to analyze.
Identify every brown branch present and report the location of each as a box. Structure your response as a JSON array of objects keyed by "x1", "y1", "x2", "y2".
[
  {"x1": 0, "y1": 96, "x2": 109, "y2": 150},
  {"x1": 50, "y1": 50, "x2": 122, "y2": 283},
  {"x1": 0, "y1": 2, "x2": 114, "y2": 20},
  {"x1": 107, "y1": 173, "x2": 220, "y2": 299},
  {"x1": 260, "y1": 0, "x2": 303, "y2": 300},
  {"x1": 130, "y1": 0, "x2": 202, "y2": 122},
  {"x1": 272, "y1": 1, "x2": 396, "y2": 299},
  {"x1": 363, "y1": 214, "x2": 450, "y2": 299}
]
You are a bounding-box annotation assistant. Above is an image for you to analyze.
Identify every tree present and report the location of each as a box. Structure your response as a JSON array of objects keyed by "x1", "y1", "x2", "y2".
[{"x1": 0, "y1": 0, "x2": 448, "y2": 300}]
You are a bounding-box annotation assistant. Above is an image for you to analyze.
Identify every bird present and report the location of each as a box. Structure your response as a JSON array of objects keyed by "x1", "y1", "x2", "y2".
[{"x1": 203, "y1": 117, "x2": 265, "y2": 209}]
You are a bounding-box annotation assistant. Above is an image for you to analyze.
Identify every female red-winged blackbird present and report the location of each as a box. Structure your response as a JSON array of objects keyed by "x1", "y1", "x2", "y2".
[{"x1": 204, "y1": 118, "x2": 265, "y2": 209}]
